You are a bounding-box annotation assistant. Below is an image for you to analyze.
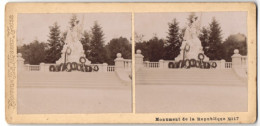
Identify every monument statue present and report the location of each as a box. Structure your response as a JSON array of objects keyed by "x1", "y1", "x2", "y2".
[
  {"x1": 175, "y1": 13, "x2": 209, "y2": 61},
  {"x1": 56, "y1": 17, "x2": 91, "y2": 64}
]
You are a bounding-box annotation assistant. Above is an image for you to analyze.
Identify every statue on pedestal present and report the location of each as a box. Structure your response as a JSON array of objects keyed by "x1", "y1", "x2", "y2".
[
  {"x1": 56, "y1": 17, "x2": 91, "y2": 64},
  {"x1": 175, "y1": 13, "x2": 209, "y2": 61}
]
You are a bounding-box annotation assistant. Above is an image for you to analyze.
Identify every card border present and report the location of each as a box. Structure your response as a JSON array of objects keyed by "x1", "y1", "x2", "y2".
[{"x1": 5, "y1": 2, "x2": 256, "y2": 124}]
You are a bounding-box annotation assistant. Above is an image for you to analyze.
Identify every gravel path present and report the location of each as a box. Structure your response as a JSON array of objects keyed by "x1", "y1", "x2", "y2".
[
  {"x1": 18, "y1": 87, "x2": 132, "y2": 114},
  {"x1": 136, "y1": 85, "x2": 247, "y2": 113}
]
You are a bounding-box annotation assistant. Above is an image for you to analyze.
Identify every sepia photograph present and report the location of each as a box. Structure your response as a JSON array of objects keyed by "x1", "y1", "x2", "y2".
[
  {"x1": 135, "y1": 12, "x2": 248, "y2": 113},
  {"x1": 5, "y1": 2, "x2": 256, "y2": 124},
  {"x1": 16, "y1": 13, "x2": 132, "y2": 114}
]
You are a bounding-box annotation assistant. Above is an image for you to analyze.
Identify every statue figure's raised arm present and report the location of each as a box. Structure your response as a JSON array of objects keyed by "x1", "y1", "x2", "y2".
[
  {"x1": 75, "y1": 15, "x2": 85, "y2": 40},
  {"x1": 65, "y1": 26, "x2": 73, "y2": 45},
  {"x1": 194, "y1": 13, "x2": 202, "y2": 36}
]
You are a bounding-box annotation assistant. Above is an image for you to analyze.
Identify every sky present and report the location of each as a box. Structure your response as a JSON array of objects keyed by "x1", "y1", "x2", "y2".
[
  {"x1": 17, "y1": 13, "x2": 132, "y2": 46},
  {"x1": 135, "y1": 12, "x2": 247, "y2": 41},
  {"x1": 17, "y1": 12, "x2": 247, "y2": 46}
]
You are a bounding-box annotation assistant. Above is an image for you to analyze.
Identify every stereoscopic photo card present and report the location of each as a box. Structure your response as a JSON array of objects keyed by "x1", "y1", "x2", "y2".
[{"x1": 5, "y1": 2, "x2": 256, "y2": 124}]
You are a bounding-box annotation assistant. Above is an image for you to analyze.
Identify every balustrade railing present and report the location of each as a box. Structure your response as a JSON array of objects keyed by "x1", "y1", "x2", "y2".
[
  {"x1": 25, "y1": 61, "x2": 235, "y2": 71},
  {"x1": 107, "y1": 66, "x2": 115, "y2": 72},
  {"x1": 20, "y1": 54, "x2": 248, "y2": 72},
  {"x1": 25, "y1": 65, "x2": 40, "y2": 71},
  {"x1": 225, "y1": 62, "x2": 232, "y2": 68},
  {"x1": 145, "y1": 62, "x2": 159, "y2": 68},
  {"x1": 143, "y1": 60, "x2": 234, "y2": 69},
  {"x1": 123, "y1": 59, "x2": 132, "y2": 70},
  {"x1": 23, "y1": 64, "x2": 117, "y2": 72}
]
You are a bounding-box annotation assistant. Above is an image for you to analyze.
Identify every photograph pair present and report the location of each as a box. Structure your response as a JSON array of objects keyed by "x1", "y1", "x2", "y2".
[
  {"x1": 17, "y1": 12, "x2": 248, "y2": 114},
  {"x1": 5, "y1": 2, "x2": 256, "y2": 124}
]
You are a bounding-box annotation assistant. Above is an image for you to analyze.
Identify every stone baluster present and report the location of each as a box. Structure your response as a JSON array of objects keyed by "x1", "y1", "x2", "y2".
[
  {"x1": 220, "y1": 59, "x2": 226, "y2": 69},
  {"x1": 231, "y1": 49, "x2": 242, "y2": 69},
  {"x1": 103, "y1": 63, "x2": 108, "y2": 72},
  {"x1": 135, "y1": 50, "x2": 144, "y2": 71},
  {"x1": 17, "y1": 53, "x2": 25, "y2": 72},
  {"x1": 159, "y1": 59, "x2": 164, "y2": 69},
  {"x1": 40, "y1": 63, "x2": 45, "y2": 72},
  {"x1": 145, "y1": 61, "x2": 150, "y2": 68},
  {"x1": 114, "y1": 53, "x2": 124, "y2": 71},
  {"x1": 231, "y1": 49, "x2": 247, "y2": 79}
]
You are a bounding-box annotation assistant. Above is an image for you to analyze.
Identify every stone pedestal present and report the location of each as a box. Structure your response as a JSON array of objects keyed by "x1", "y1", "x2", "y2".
[
  {"x1": 56, "y1": 44, "x2": 89, "y2": 64},
  {"x1": 17, "y1": 53, "x2": 25, "y2": 72},
  {"x1": 144, "y1": 61, "x2": 149, "y2": 68},
  {"x1": 114, "y1": 53, "x2": 124, "y2": 71},
  {"x1": 135, "y1": 50, "x2": 144, "y2": 71},
  {"x1": 103, "y1": 63, "x2": 108, "y2": 72},
  {"x1": 231, "y1": 49, "x2": 247, "y2": 79},
  {"x1": 220, "y1": 59, "x2": 226, "y2": 69},
  {"x1": 159, "y1": 59, "x2": 164, "y2": 69},
  {"x1": 175, "y1": 44, "x2": 209, "y2": 61},
  {"x1": 232, "y1": 49, "x2": 242, "y2": 69},
  {"x1": 40, "y1": 63, "x2": 45, "y2": 72}
]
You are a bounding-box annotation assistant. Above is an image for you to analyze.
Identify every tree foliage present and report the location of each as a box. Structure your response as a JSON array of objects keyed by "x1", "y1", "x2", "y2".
[
  {"x1": 45, "y1": 22, "x2": 63, "y2": 63},
  {"x1": 135, "y1": 41, "x2": 149, "y2": 61},
  {"x1": 135, "y1": 32, "x2": 144, "y2": 43},
  {"x1": 106, "y1": 37, "x2": 131, "y2": 65},
  {"x1": 222, "y1": 33, "x2": 247, "y2": 61},
  {"x1": 80, "y1": 30, "x2": 92, "y2": 59},
  {"x1": 17, "y1": 40, "x2": 47, "y2": 65},
  {"x1": 199, "y1": 27, "x2": 210, "y2": 55},
  {"x1": 135, "y1": 36, "x2": 164, "y2": 61},
  {"x1": 163, "y1": 18, "x2": 182, "y2": 60},
  {"x1": 206, "y1": 17, "x2": 224, "y2": 60},
  {"x1": 60, "y1": 31, "x2": 67, "y2": 47},
  {"x1": 147, "y1": 37, "x2": 164, "y2": 61},
  {"x1": 18, "y1": 14, "x2": 247, "y2": 66},
  {"x1": 89, "y1": 21, "x2": 108, "y2": 63},
  {"x1": 17, "y1": 17, "x2": 133, "y2": 65}
]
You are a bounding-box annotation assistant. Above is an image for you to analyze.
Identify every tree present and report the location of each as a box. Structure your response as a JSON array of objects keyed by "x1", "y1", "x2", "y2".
[
  {"x1": 135, "y1": 36, "x2": 164, "y2": 61},
  {"x1": 89, "y1": 21, "x2": 108, "y2": 63},
  {"x1": 60, "y1": 31, "x2": 67, "y2": 47},
  {"x1": 163, "y1": 18, "x2": 181, "y2": 60},
  {"x1": 135, "y1": 32, "x2": 144, "y2": 43},
  {"x1": 106, "y1": 37, "x2": 131, "y2": 65},
  {"x1": 135, "y1": 41, "x2": 149, "y2": 61},
  {"x1": 199, "y1": 27, "x2": 210, "y2": 55},
  {"x1": 45, "y1": 22, "x2": 63, "y2": 63},
  {"x1": 80, "y1": 30, "x2": 92, "y2": 59},
  {"x1": 222, "y1": 33, "x2": 247, "y2": 61},
  {"x1": 179, "y1": 27, "x2": 186, "y2": 42},
  {"x1": 206, "y1": 17, "x2": 224, "y2": 60},
  {"x1": 146, "y1": 36, "x2": 164, "y2": 61},
  {"x1": 17, "y1": 40, "x2": 47, "y2": 65}
]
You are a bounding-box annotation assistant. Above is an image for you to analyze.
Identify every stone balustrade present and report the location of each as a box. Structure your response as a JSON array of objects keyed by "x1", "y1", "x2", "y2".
[
  {"x1": 17, "y1": 53, "x2": 132, "y2": 73},
  {"x1": 107, "y1": 66, "x2": 115, "y2": 72},
  {"x1": 231, "y1": 49, "x2": 248, "y2": 78},
  {"x1": 144, "y1": 61, "x2": 159, "y2": 68},
  {"x1": 225, "y1": 62, "x2": 232, "y2": 68},
  {"x1": 24, "y1": 64, "x2": 41, "y2": 71},
  {"x1": 134, "y1": 49, "x2": 247, "y2": 70},
  {"x1": 114, "y1": 53, "x2": 132, "y2": 72},
  {"x1": 17, "y1": 49, "x2": 247, "y2": 73},
  {"x1": 135, "y1": 50, "x2": 144, "y2": 71}
]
